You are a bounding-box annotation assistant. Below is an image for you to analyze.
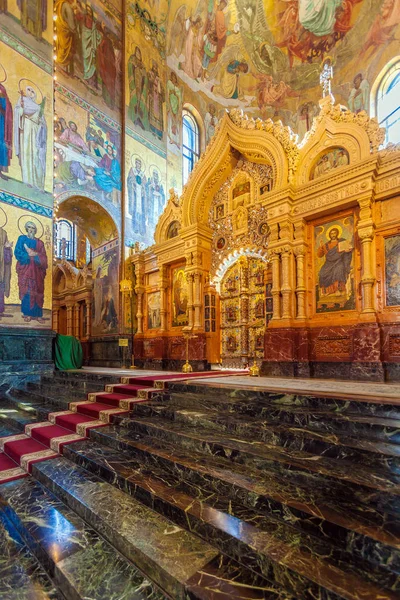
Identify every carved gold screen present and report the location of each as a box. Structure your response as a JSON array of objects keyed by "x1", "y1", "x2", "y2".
[{"x1": 220, "y1": 256, "x2": 267, "y2": 367}]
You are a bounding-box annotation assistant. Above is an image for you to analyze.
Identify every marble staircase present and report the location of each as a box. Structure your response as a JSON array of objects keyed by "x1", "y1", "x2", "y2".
[{"x1": 0, "y1": 372, "x2": 399, "y2": 599}]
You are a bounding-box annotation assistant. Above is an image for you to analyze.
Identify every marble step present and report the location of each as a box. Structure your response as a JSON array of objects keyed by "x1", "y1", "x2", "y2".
[
  {"x1": 27, "y1": 380, "x2": 102, "y2": 399},
  {"x1": 90, "y1": 425, "x2": 400, "y2": 557},
  {"x1": 0, "y1": 401, "x2": 54, "y2": 432},
  {"x1": 130, "y1": 401, "x2": 400, "y2": 469},
  {"x1": 31, "y1": 455, "x2": 240, "y2": 600},
  {"x1": 62, "y1": 437, "x2": 400, "y2": 599},
  {"x1": 44, "y1": 372, "x2": 123, "y2": 385},
  {"x1": 0, "y1": 511, "x2": 61, "y2": 600},
  {"x1": 166, "y1": 384, "x2": 400, "y2": 417},
  {"x1": 0, "y1": 476, "x2": 166, "y2": 600},
  {"x1": 111, "y1": 415, "x2": 400, "y2": 496},
  {"x1": 8, "y1": 387, "x2": 82, "y2": 412},
  {"x1": 140, "y1": 395, "x2": 400, "y2": 443}
]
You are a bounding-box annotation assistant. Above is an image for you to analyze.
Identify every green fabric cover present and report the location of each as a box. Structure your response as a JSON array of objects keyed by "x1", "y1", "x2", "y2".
[{"x1": 55, "y1": 334, "x2": 83, "y2": 370}]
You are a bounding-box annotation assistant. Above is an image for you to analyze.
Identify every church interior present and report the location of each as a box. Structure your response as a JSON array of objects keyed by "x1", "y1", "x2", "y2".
[{"x1": 1, "y1": 0, "x2": 400, "y2": 597}]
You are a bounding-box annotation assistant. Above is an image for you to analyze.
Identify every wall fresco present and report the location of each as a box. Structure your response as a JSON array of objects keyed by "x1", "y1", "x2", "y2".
[
  {"x1": 0, "y1": 199, "x2": 52, "y2": 328},
  {"x1": 147, "y1": 291, "x2": 161, "y2": 329},
  {"x1": 165, "y1": 0, "x2": 400, "y2": 157},
  {"x1": 55, "y1": 0, "x2": 122, "y2": 119},
  {"x1": 0, "y1": 45, "x2": 53, "y2": 207},
  {"x1": 125, "y1": 134, "x2": 167, "y2": 249},
  {"x1": 314, "y1": 215, "x2": 355, "y2": 313},
  {"x1": 91, "y1": 238, "x2": 119, "y2": 336},
  {"x1": 385, "y1": 234, "x2": 400, "y2": 307},
  {"x1": 171, "y1": 266, "x2": 188, "y2": 327},
  {"x1": 54, "y1": 92, "x2": 121, "y2": 217},
  {"x1": 311, "y1": 147, "x2": 349, "y2": 180}
]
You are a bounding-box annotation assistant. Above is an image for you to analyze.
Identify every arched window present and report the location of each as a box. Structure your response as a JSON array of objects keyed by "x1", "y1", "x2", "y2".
[
  {"x1": 373, "y1": 60, "x2": 400, "y2": 144},
  {"x1": 182, "y1": 109, "x2": 200, "y2": 185},
  {"x1": 56, "y1": 219, "x2": 75, "y2": 261},
  {"x1": 85, "y1": 237, "x2": 92, "y2": 264}
]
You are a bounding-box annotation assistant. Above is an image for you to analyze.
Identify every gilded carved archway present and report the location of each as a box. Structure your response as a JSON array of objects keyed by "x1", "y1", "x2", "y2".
[{"x1": 179, "y1": 111, "x2": 296, "y2": 228}]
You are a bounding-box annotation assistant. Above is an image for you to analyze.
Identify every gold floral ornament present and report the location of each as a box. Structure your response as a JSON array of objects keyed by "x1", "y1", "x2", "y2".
[
  {"x1": 228, "y1": 108, "x2": 300, "y2": 183},
  {"x1": 305, "y1": 96, "x2": 385, "y2": 153}
]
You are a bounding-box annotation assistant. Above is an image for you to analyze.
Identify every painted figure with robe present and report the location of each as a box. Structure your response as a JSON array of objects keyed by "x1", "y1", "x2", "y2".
[
  {"x1": 127, "y1": 157, "x2": 147, "y2": 235},
  {"x1": 55, "y1": 0, "x2": 77, "y2": 76},
  {"x1": 128, "y1": 47, "x2": 149, "y2": 131},
  {"x1": 78, "y1": 4, "x2": 102, "y2": 88},
  {"x1": 348, "y1": 73, "x2": 370, "y2": 114},
  {"x1": 204, "y1": 104, "x2": 218, "y2": 144},
  {"x1": 0, "y1": 80, "x2": 13, "y2": 181},
  {"x1": 97, "y1": 22, "x2": 117, "y2": 109},
  {"x1": 14, "y1": 221, "x2": 48, "y2": 322},
  {"x1": 146, "y1": 167, "x2": 165, "y2": 230},
  {"x1": 94, "y1": 145, "x2": 121, "y2": 196},
  {"x1": 14, "y1": 85, "x2": 47, "y2": 191},
  {"x1": 0, "y1": 225, "x2": 12, "y2": 316},
  {"x1": 148, "y1": 61, "x2": 164, "y2": 140},
  {"x1": 212, "y1": 60, "x2": 248, "y2": 100},
  {"x1": 316, "y1": 223, "x2": 354, "y2": 311},
  {"x1": 167, "y1": 72, "x2": 182, "y2": 147},
  {"x1": 179, "y1": 16, "x2": 203, "y2": 80}
]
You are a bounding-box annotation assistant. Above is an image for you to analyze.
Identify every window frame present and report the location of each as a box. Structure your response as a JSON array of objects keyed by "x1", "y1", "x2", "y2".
[
  {"x1": 55, "y1": 218, "x2": 76, "y2": 262},
  {"x1": 372, "y1": 59, "x2": 400, "y2": 145},
  {"x1": 182, "y1": 109, "x2": 200, "y2": 186}
]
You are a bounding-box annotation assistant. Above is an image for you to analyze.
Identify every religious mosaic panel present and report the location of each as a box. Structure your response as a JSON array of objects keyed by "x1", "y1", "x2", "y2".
[
  {"x1": 125, "y1": 135, "x2": 167, "y2": 249},
  {"x1": 171, "y1": 266, "x2": 189, "y2": 327},
  {"x1": 55, "y1": 0, "x2": 122, "y2": 120},
  {"x1": 125, "y1": 0, "x2": 168, "y2": 152},
  {"x1": 91, "y1": 238, "x2": 119, "y2": 336},
  {"x1": 147, "y1": 291, "x2": 161, "y2": 330},
  {"x1": 385, "y1": 234, "x2": 400, "y2": 307},
  {"x1": 314, "y1": 215, "x2": 355, "y2": 313},
  {"x1": 54, "y1": 94, "x2": 122, "y2": 225},
  {"x1": 0, "y1": 200, "x2": 52, "y2": 328},
  {"x1": 311, "y1": 147, "x2": 350, "y2": 180},
  {"x1": 166, "y1": 0, "x2": 399, "y2": 146},
  {"x1": 0, "y1": 42, "x2": 53, "y2": 208}
]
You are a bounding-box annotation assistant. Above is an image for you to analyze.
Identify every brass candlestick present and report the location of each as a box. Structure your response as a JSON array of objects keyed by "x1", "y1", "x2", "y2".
[{"x1": 249, "y1": 336, "x2": 260, "y2": 377}]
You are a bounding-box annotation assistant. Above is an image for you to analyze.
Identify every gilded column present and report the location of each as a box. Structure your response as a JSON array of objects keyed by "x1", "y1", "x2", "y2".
[
  {"x1": 358, "y1": 197, "x2": 375, "y2": 314},
  {"x1": 270, "y1": 251, "x2": 281, "y2": 320},
  {"x1": 134, "y1": 259, "x2": 145, "y2": 334},
  {"x1": 86, "y1": 300, "x2": 91, "y2": 338},
  {"x1": 294, "y1": 246, "x2": 306, "y2": 319},
  {"x1": 74, "y1": 303, "x2": 80, "y2": 338},
  {"x1": 66, "y1": 304, "x2": 73, "y2": 336},
  {"x1": 239, "y1": 258, "x2": 249, "y2": 358},
  {"x1": 136, "y1": 290, "x2": 144, "y2": 334},
  {"x1": 186, "y1": 272, "x2": 194, "y2": 329},
  {"x1": 193, "y1": 271, "x2": 202, "y2": 330},
  {"x1": 359, "y1": 226, "x2": 375, "y2": 313},
  {"x1": 281, "y1": 246, "x2": 292, "y2": 320},
  {"x1": 158, "y1": 266, "x2": 168, "y2": 332}
]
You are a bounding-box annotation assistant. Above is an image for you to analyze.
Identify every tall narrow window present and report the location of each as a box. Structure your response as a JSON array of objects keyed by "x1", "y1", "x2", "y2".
[
  {"x1": 56, "y1": 219, "x2": 75, "y2": 261},
  {"x1": 374, "y1": 61, "x2": 400, "y2": 144},
  {"x1": 85, "y1": 237, "x2": 92, "y2": 264},
  {"x1": 182, "y1": 109, "x2": 200, "y2": 185}
]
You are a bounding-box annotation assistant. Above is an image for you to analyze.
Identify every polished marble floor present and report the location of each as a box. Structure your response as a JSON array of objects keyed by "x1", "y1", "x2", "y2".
[{"x1": 0, "y1": 368, "x2": 399, "y2": 599}]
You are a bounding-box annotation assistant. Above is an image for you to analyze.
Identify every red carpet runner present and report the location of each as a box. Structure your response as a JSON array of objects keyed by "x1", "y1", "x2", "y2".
[{"x1": 0, "y1": 371, "x2": 242, "y2": 484}]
